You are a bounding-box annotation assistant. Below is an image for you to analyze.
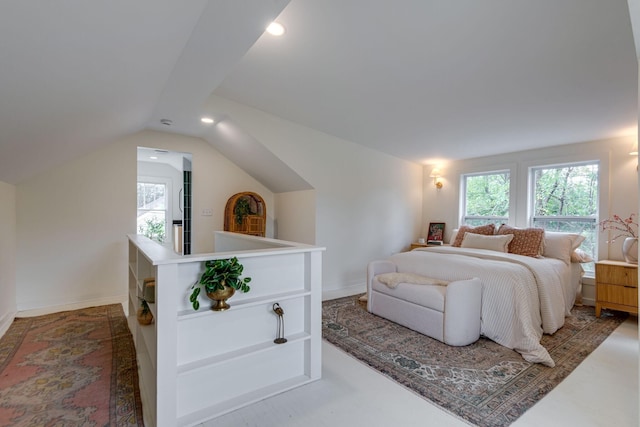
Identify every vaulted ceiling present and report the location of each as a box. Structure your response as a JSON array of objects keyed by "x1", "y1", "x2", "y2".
[{"x1": 0, "y1": 1, "x2": 637, "y2": 185}]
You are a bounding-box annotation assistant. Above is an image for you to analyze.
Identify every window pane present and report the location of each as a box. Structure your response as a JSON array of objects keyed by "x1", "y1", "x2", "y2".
[
  {"x1": 463, "y1": 172, "x2": 509, "y2": 225},
  {"x1": 137, "y1": 181, "x2": 167, "y2": 243},
  {"x1": 137, "y1": 211, "x2": 166, "y2": 243},
  {"x1": 533, "y1": 164, "x2": 598, "y2": 217},
  {"x1": 137, "y1": 183, "x2": 166, "y2": 210},
  {"x1": 532, "y1": 162, "x2": 598, "y2": 274}
]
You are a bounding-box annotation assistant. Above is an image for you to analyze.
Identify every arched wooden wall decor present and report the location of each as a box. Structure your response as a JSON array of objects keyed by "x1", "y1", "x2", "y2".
[{"x1": 224, "y1": 192, "x2": 266, "y2": 237}]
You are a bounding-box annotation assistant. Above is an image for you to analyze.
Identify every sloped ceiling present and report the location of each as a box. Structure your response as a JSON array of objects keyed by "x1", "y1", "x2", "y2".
[
  {"x1": 214, "y1": 0, "x2": 638, "y2": 164},
  {"x1": 0, "y1": 0, "x2": 290, "y2": 184},
  {"x1": 0, "y1": 0, "x2": 637, "y2": 185}
]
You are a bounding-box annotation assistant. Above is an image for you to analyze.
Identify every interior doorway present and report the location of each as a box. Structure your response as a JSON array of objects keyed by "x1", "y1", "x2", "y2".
[{"x1": 137, "y1": 147, "x2": 192, "y2": 254}]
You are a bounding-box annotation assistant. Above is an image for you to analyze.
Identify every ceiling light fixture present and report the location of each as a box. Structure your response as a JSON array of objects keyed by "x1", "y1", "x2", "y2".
[
  {"x1": 150, "y1": 156, "x2": 158, "y2": 160},
  {"x1": 266, "y1": 21, "x2": 285, "y2": 36},
  {"x1": 201, "y1": 117, "x2": 214, "y2": 124}
]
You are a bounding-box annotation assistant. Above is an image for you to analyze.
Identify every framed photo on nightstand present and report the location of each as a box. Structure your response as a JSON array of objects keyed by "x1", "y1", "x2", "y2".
[{"x1": 427, "y1": 222, "x2": 445, "y2": 244}]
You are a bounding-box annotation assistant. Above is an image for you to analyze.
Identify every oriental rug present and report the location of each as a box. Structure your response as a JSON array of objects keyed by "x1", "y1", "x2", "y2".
[
  {"x1": 322, "y1": 296, "x2": 626, "y2": 427},
  {"x1": 0, "y1": 304, "x2": 144, "y2": 426}
]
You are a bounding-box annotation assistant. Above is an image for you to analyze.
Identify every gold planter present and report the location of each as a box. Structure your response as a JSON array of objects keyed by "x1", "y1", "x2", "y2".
[
  {"x1": 137, "y1": 308, "x2": 153, "y2": 325},
  {"x1": 207, "y1": 286, "x2": 236, "y2": 311}
]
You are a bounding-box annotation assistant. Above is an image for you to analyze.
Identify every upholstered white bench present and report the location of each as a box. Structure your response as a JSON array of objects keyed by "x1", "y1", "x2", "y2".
[{"x1": 366, "y1": 260, "x2": 482, "y2": 346}]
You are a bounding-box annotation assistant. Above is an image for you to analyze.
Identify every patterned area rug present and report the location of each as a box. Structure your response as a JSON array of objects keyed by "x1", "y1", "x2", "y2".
[
  {"x1": 323, "y1": 296, "x2": 626, "y2": 427},
  {"x1": 0, "y1": 304, "x2": 144, "y2": 426}
]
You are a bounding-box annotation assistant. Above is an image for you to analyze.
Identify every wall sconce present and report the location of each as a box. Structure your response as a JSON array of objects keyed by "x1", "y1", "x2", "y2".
[
  {"x1": 430, "y1": 168, "x2": 443, "y2": 189},
  {"x1": 630, "y1": 141, "x2": 638, "y2": 172}
]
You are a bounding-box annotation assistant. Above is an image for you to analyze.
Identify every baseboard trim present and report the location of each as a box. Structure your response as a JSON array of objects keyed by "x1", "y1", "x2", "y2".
[
  {"x1": 17, "y1": 295, "x2": 128, "y2": 318},
  {"x1": 0, "y1": 310, "x2": 17, "y2": 339},
  {"x1": 322, "y1": 283, "x2": 366, "y2": 301}
]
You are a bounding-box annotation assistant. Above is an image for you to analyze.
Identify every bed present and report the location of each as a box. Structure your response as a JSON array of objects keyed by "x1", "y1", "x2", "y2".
[{"x1": 366, "y1": 226, "x2": 589, "y2": 367}]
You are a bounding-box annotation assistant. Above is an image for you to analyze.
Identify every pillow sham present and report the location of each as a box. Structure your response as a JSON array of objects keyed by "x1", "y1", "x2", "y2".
[
  {"x1": 452, "y1": 224, "x2": 495, "y2": 247},
  {"x1": 543, "y1": 231, "x2": 586, "y2": 264},
  {"x1": 497, "y1": 225, "x2": 545, "y2": 257},
  {"x1": 460, "y1": 233, "x2": 514, "y2": 252}
]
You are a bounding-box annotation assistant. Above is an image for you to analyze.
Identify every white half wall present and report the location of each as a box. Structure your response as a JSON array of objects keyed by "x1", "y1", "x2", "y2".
[
  {"x1": 207, "y1": 95, "x2": 424, "y2": 296},
  {"x1": 0, "y1": 181, "x2": 17, "y2": 336},
  {"x1": 15, "y1": 130, "x2": 275, "y2": 313}
]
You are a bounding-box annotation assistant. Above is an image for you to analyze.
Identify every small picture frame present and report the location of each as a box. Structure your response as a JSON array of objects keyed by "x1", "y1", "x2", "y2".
[{"x1": 427, "y1": 222, "x2": 445, "y2": 244}]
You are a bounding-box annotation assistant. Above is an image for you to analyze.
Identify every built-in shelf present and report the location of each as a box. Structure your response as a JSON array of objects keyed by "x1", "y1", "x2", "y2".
[
  {"x1": 177, "y1": 289, "x2": 310, "y2": 319},
  {"x1": 177, "y1": 332, "x2": 310, "y2": 373},
  {"x1": 127, "y1": 232, "x2": 324, "y2": 427}
]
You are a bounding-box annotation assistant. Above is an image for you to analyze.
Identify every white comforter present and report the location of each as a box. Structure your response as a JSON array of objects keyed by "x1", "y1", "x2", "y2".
[{"x1": 389, "y1": 246, "x2": 572, "y2": 367}]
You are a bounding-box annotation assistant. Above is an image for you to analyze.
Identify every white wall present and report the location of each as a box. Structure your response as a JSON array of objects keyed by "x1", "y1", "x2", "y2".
[
  {"x1": 274, "y1": 190, "x2": 316, "y2": 245},
  {"x1": 208, "y1": 96, "x2": 424, "y2": 297},
  {"x1": 16, "y1": 136, "x2": 136, "y2": 313},
  {"x1": 423, "y1": 136, "x2": 638, "y2": 262},
  {"x1": 0, "y1": 181, "x2": 17, "y2": 336},
  {"x1": 15, "y1": 130, "x2": 275, "y2": 313}
]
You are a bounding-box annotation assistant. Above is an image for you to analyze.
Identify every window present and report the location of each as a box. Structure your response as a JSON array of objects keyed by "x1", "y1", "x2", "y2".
[
  {"x1": 462, "y1": 171, "x2": 510, "y2": 226},
  {"x1": 137, "y1": 180, "x2": 168, "y2": 243},
  {"x1": 531, "y1": 161, "x2": 598, "y2": 272}
]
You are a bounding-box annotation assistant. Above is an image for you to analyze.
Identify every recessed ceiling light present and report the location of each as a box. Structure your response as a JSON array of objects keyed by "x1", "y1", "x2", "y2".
[
  {"x1": 266, "y1": 22, "x2": 285, "y2": 36},
  {"x1": 150, "y1": 156, "x2": 158, "y2": 160},
  {"x1": 201, "y1": 117, "x2": 214, "y2": 124}
]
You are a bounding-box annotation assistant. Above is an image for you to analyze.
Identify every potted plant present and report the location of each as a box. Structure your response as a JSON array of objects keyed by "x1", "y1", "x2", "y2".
[
  {"x1": 137, "y1": 298, "x2": 154, "y2": 325},
  {"x1": 234, "y1": 197, "x2": 251, "y2": 226},
  {"x1": 189, "y1": 257, "x2": 251, "y2": 311}
]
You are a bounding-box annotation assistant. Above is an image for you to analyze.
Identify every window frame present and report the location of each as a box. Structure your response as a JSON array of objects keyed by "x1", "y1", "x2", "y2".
[
  {"x1": 460, "y1": 169, "x2": 512, "y2": 227},
  {"x1": 528, "y1": 160, "x2": 599, "y2": 273},
  {"x1": 455, "y1": 148, "x2": 611, "y2": 276},
  {"x1": 137, "y1": 175, "x2": 172, "y2": 244}
]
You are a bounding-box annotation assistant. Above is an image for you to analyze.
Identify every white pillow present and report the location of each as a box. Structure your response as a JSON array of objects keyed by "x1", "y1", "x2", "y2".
[
  {"x1": 450, "y1": 228, "x2": 459, "y2": 245},
  {"x1": 543, "y1": 232, "x2": 586, "y2": 264},
  {"x1": 460, "y1": 233, "x2": 514, "y2": 252}
]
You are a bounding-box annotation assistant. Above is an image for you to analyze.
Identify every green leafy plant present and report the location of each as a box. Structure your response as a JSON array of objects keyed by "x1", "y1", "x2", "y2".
[
  {"x1": 139, "y1": 298, "x2": 151, "y2": 315},
  {"x1": 136, "y1": 297, "x2": 153, "y2": 325},
  {"x1": 234, "y1": 198, "x2": 251, "y2": 225},
  {"x1": 189, "y1": 257, "x2": 251, "y2": 310},
  {"x1": 139, "y1": 217, "x2": 165, "y2": 243}
]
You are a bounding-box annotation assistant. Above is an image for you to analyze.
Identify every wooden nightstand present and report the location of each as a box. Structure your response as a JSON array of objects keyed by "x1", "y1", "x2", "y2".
[{"x1": 595, "y1": 260, "x2": 638, "y2": 317}]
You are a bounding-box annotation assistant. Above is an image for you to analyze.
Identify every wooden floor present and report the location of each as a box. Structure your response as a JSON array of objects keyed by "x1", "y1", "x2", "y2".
[{"x1": 205, "y1": 316, "x2": 638, "y2": 427}]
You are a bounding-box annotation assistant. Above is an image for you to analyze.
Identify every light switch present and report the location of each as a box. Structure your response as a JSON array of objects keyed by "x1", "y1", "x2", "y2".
[{"x1": 201, "y1": 208, "x2": 213, "y2": 216}]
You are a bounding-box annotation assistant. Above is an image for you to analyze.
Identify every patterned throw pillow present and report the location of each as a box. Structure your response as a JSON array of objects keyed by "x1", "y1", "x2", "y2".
[
  {"x1": 452, "y1": 224, "x2": 496, "y2": 247},
  {"x1": 497, "y1": 225, "x2": 545, "y2": 257}
]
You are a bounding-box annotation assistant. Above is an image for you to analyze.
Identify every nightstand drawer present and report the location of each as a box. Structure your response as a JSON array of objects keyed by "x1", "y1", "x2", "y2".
[
  {"x1": 595, "y1": 260, "x2": 638, "y2": 317},
  {"x1": 596, "y1": 283, "x2": 638, "y2": 306},
  {"x1": 595, "y1": 264, "x2": 638, "y2": 287}
]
